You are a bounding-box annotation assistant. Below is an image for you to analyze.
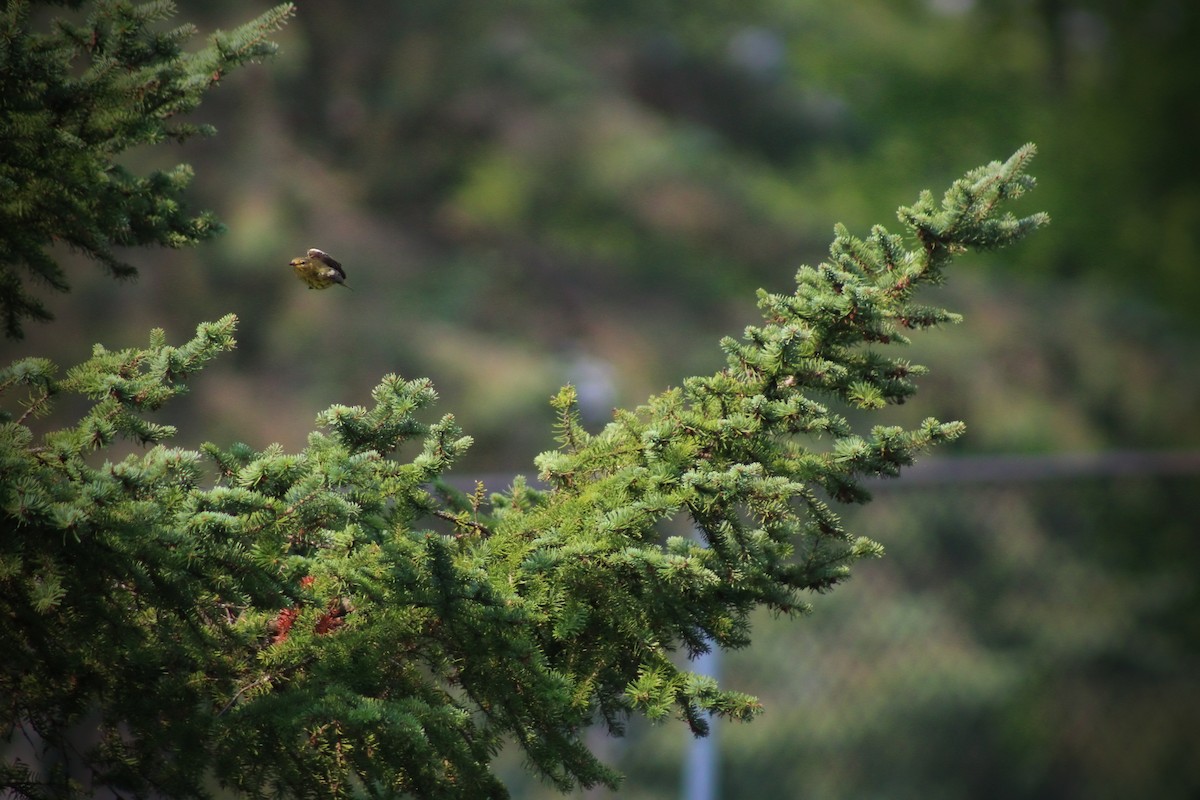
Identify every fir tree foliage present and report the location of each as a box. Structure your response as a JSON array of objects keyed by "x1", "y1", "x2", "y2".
[
  {"x1": 1, "y1": 148, "x2": 1045, "y2": 798},
  {"x1": 0, "y1": 0, "x2": 295, "y2": 339}
]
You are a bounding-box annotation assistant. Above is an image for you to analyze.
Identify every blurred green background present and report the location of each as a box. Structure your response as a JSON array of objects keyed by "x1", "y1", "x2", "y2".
[{"x1": 6, "y1": 1, "x2": 1199, "y2": 797}]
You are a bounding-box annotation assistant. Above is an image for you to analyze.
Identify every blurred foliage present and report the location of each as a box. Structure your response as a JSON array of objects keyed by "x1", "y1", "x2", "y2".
[{"x1": 3, "y1": 0, "x2": 1198, "y2": 797}]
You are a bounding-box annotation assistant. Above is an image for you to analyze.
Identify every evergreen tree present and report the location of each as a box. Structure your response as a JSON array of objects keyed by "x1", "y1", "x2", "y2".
[
  {"x1": 1, "y1": 141, "x2": 1047, "y2": 797},
  {"x1": 0, "y1": 2, "x2": 1052, "y2": 797},
  {"x1": 0, "y1": 0, "x2": 295, "y2": 340}
]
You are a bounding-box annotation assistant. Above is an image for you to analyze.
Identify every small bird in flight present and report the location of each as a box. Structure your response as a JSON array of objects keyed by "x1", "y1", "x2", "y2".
[{"x1": 290, "y1": 248, "x2": 350, "y2": 290}]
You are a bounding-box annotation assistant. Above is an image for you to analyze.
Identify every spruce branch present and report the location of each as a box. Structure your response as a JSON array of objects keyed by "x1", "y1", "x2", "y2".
[
  {"x1": 0, "y1": 3, "x2": 295, "y2": 339},
  {"x1": 2, "y1": 149, "x2": 1045, "y2": 798}
]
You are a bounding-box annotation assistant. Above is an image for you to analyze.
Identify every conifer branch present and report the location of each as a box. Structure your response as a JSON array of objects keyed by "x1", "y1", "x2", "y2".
[
  {"x1": 434, "y1": 509, "x2": 493, "y2": 537},
  {"x1": 0, "y1": 4, "x2": 295, "y2": 339},
  {"x1": 2, "y1": 148, "x2": 1045, "y2": 798}
]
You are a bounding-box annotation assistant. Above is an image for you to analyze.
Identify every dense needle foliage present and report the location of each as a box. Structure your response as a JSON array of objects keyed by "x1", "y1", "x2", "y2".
[
  {"x1": 1, "y1": 142, "x2": 1046, "y2": 796},
  {"x1": 0, "y1": 0, "x2": 295, "y2": 339}
]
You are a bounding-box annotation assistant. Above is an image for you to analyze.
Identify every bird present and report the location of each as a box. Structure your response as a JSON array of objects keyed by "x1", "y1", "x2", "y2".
[{"x1": 290, "y1": 248, "x2": 350, "y2": 290}]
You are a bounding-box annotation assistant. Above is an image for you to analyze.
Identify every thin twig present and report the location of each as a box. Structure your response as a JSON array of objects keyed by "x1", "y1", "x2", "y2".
[{"x1": 433, "y1": 509, "x2": 491, "y2": 537}]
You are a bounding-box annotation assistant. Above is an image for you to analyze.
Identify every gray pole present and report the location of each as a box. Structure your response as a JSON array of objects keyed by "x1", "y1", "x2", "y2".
[{"x1": 680, "y1": 642, "x2": 720, "y2": 800}]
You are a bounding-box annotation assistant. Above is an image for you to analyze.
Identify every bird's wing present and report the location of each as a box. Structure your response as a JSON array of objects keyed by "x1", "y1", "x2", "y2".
[{"x1": 307, "y1": 248, "x2": 345, "y2": 278}]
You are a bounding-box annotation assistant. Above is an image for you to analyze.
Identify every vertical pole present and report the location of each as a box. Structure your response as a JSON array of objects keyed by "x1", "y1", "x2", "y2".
[
  {"x1": 681, "y1": 645, "x2": 719, "y2": 800},
  {"x1": 682, "y1": 521, "x2": 719, "y2": 800}
]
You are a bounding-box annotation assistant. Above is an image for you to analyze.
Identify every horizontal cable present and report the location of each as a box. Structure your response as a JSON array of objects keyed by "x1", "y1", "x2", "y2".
[
  {"x1": 871, "y1": 450, "x2": 1200, "y2": 487},
  {"x1": 448, "y1": 451, "x2": 1200, "y2": 494}
]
